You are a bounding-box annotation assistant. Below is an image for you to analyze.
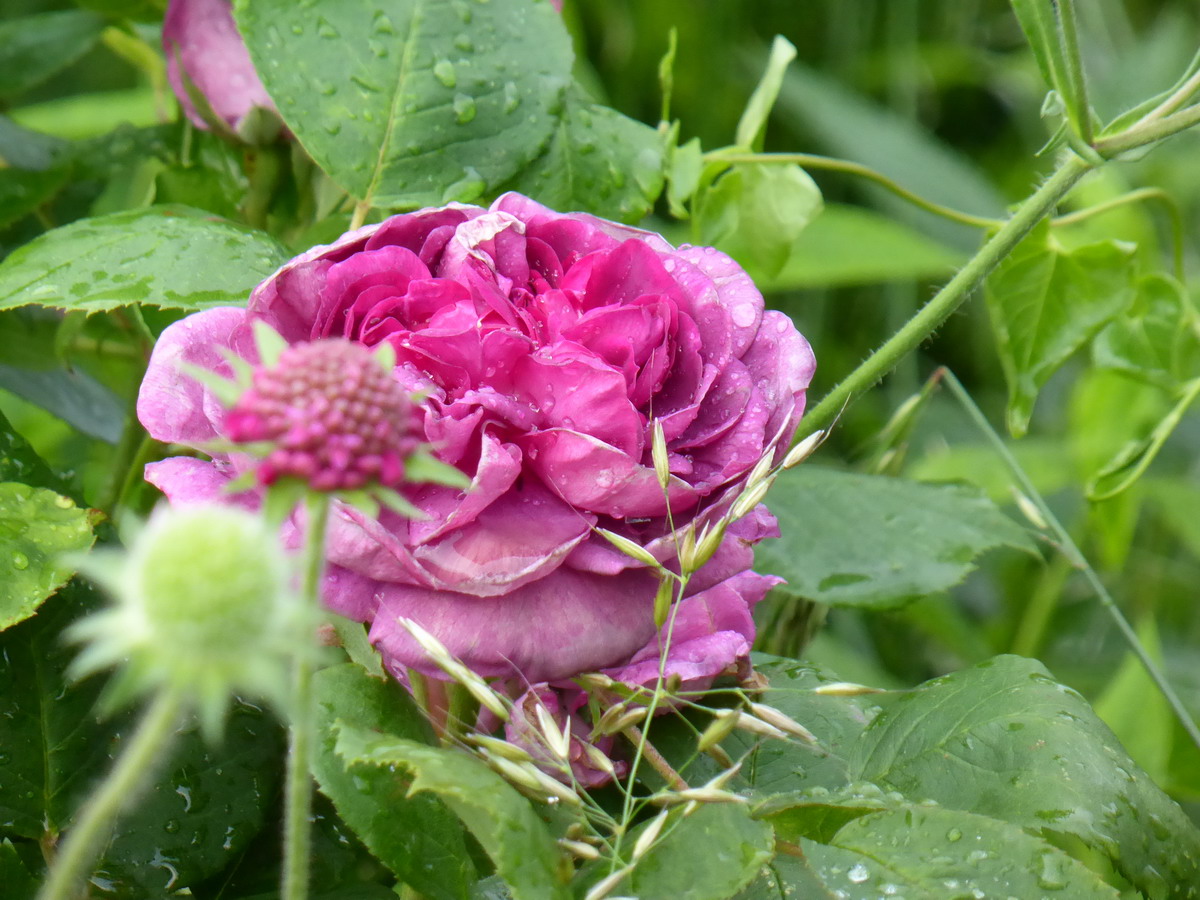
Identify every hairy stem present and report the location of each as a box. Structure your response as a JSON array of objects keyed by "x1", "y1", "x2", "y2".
[
  {"x1": 942, "y1": 369, "x2": 1200, "y2": 754},
  {"x1": 281, "y1": 492, "x2": 331, "y2": 900},
  {"x1": 38, "y1": 687, "x2": 184, "y2": 900},
  {"x1": 797, "y1": 154, "x2": 1092, "y2": 438}
]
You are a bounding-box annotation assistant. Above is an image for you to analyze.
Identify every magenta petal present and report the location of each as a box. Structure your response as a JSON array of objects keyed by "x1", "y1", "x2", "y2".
[
  {"x1": 741, "y1": 310, "x2": 816, "y2": 446},
  {"x1": 144, "y1": 456, "x2": 257, "y2": 509},
  {"x1": 521, "y1": 429, "x2": 698, "y2": 518},
  {"x1": 409, "y1": 479, "x2": 594, "y2": 596},
  {"x1": 408, "y1": 431, "x2": 521, "y2": 545},
  {"x1": 674, "y1": 245, "x2": 766, "y2": 357},
  {"x1": 368, "y1": 566, "x2": 659, "y2": 682},
  {"x1": 163, "y1": 0, "x2": 275, "y2": 130},
  {"x1": 137, "y1": 306, "x2": 246, "y2": 447}
]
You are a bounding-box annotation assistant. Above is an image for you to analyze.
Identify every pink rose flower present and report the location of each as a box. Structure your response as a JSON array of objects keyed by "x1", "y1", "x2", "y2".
[
  {"x1": 163, "y1": 0, "x2": 277, "y2": 131},
  {"x1": 136, "y1": 193, "x2": 814, "y2": 710}
]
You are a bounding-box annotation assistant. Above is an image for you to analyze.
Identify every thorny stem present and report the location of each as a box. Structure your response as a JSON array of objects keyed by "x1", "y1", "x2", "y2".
[
  {"x1": 38, "y1": 687, "x2": 184, "y2": 900},
  {"x1": 797, "y1": 153, "x2": 1093, "y2": 438},
  {"x1": 281, "y1": 492, "x2": 331, "y2": 900},
  {"x1": 942, "y1": 369, "x2": 1200, "y2": 755}
]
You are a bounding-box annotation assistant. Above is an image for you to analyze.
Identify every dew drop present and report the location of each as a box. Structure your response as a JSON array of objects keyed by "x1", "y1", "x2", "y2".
[
  {"x1": 163, "y1": 819, "x2": 181, "y2": 834},
  {"x1": 453, "y1": 93, "x2": 477, "y2": 124},
  {"x1": 846, "y1": 863, "x2": 869, "y2": 884},
  {"x1": 946, "y1": 828, "x2": 962, "y2": 842},
  {"x1": 11, "y1": 552, "x2": 29, "y2": 571},
  {"x1": 434, "y1": 60, "x2": 458, "y2": 88},
  {"x1": 503, "y1": 81, "x2": 521, "y2": 113},
  {"x1": 455, "y1": 34, "x2": 474, "y2": 52},
  {"x1": 316, "y1": 17, "x2": 339, "y2": 38}
]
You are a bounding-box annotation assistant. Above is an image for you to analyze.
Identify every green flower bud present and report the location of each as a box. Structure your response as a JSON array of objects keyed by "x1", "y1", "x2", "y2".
[{"x1": 69, "y1": 504, "x2": 298, "y2": 738}]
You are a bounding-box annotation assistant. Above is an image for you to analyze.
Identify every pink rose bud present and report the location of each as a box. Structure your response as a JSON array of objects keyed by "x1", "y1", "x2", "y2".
[{"x1": 163, "y1": 0, "x2": 277, "y2": 131}]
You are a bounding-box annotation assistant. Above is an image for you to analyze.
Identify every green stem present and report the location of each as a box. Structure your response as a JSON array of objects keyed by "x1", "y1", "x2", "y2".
[
  {"x1": 1056, "y1": 0, "x2": 1093, "y2": 146},
  {"x1": 349, "y1": 200, "x2": 370, "y2": 231},
  {"x1": 281, "y1": 493, "x2": 331, "y2": 900},
  {"x1": 797, "y1": 153, "x2": 1093, "y2": 438},
  {"x1": 706, "y1": 151, "x2": 1002, "y2": 229},
  {"x1": 38, "y1": 687, "x2": 184, "y2": 900},
  {"x1": 942, "y1": 369, "x2": 1200, "y2": 754},
  {"x1": 1096, "y1": 103, "x2": 1200, "y2": 157},
  {"x1": 1134, "y1": 62, "x2": 1200, "y2": 125}
]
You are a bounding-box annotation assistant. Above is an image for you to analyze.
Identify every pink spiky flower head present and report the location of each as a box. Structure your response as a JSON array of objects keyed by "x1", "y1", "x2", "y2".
[{"x1": 224, "y1": 335, "x2": 418, "y2": 493}]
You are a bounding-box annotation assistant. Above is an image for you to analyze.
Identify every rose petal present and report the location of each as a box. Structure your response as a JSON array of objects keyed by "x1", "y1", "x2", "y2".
[
  {"x1": 137, "y1": 306, "x2": 246, "y2": 447},
  {"x1": 163, "y1": 0, "x2": 275, "y2": 129},
  {"x1": 143, "y1": 456, "x2": 257, "y2": 509},
  {"x1": 368, "y1": 565, "x2": 659, "y2": 682}
]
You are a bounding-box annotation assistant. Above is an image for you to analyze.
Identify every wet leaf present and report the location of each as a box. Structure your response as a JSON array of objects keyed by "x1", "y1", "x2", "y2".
[
  {"x1": 803, "y1": 806, "x2": 1119, "y2": 900},
  {"x1": 335, "y1": 723, "x2": 567, "y2": 900},
  {"x1": 0, "y1": 482, "x2": 96, "y2": 631},
  {"x1": 235, "y1": 0, "x2": 573, "y2": 209},
  {"x1": 504, "y1": 88, "x2": 665, "y2": 225},
  {"x1": 755, "y1": 467, "x2": 1037, "y2": 609},
  {"x1": 313, "y1": 664, "x2": 477, "y2": 900},
  {"x1": 0, "y1": 206, "x2": 288, "y2": 314},
  {"x1": 627, "y1": 803, "x2": 774, "y2": 900}
]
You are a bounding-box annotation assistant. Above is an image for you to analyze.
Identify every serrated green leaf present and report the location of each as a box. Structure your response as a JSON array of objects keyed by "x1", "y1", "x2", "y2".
[
  {"x1": 235, "y1": 0, "x2": 573, "y2": 209},
  {"x1": 764, "y1": 203, "x2": 963, "y2": 290},
  {"x1": 504, "y1": 88, "x2": 665, "y2": 224},
  {"x1": 1093, "y1": 273, "x2": 1200, "y2": 389},
  {"x1": 850, "y1": 655, "x2": 1200, "y2": 898},
  {"x1": 626, "y1": 803, "x2": 774, "y2": 900},
  {"x1": 754, "y1": 467, "x2": 1036, "y2": 610},
  {"x1": 985, "y1": 220, "x2": 1136, "y2": 436},
  {"x1": 0, "y1": 206, "x2": 287, "y2": 314},
  {"x1": 735, "y1": 36, "x2": 796, "y2": 151},
  {"x1": 802, "y1": 806, "x2": 1120, "y2": 900},
  {"x1": 335, "y1": 723, "x2": 567, "y2": 900},
  {"x1": 0, "y1": 482, "x2": 96, "y2": 631},
  {"x1": 698, "y1": 162, "x2": 821, "y2": 281},
  {"x1": 0, "y1": 11, "x2": 106, "y2": 100},
  {"x1": 313, "y1": 665, "x2": 477, "y2": 900}
]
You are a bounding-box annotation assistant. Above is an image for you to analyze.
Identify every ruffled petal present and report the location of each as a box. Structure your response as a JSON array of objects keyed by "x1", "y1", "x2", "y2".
[{"x1": 136, "y1": 306, "x2": 246, "y2": 447}]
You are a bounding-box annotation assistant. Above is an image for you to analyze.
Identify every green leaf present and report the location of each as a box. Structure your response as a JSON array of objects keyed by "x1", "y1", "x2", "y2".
[
  {"x1": 98, "y1": 703, "x2": 285, "y2": 896},
  {"x1": 850, "y1": 655, "x2": 1200, "y2": 898},
  {"x1": 802, "y1": 806, "x2": 1120, "y2": 900},
  {"x1": 0, "y1": 839, "x2": 38, "y2": 900},
  {"x1": 698, "y1": 163, "x2": 822, "y2": 281},
  {"x1": 335, "y1": 723, "x2": 568, "y2": 900},
  {"x1": 0, "y1": 582, "x2": 114, "y2": 840},
  {"x1": 985, "y1": 220, "x2": 1137, "y2": 436},
  {"x1": 735, "y1": 36, "x2": 796, "y2": 151},
  {"x1": 665, "y1": 135, "x2": 702, "y2": 219},
  {"x1": 0, "y1": 11, "x2": 106, "y2": 99},
  {"x1": 404, "y1": 449, "x2": 472, "y2": 489},
  {"x1": 1008, "y1": 0, "x2": 1091, "y2": 142},
  {"x1": 753, "y1": 784, "x2": 899, "y2": 844},
  {"x1": 627, "y1": 803, "x2": 774, "y2": 900},
  {"x1": 312, "y1": 664, "x2": 477, "y2": 900},
  {"x1": 0, "y1": 206, "x2": 288, "y2": 314},
  {"x1": 0, "y1": 166, "x2": 70, "y2": 230},
  {"x1": 0, "y1": 482, "x2": 96, "y2": 631},
  {"x1": 755, "y1": 467, "x2": 1036, "y2": 609},
  {"x1": 0, "y1": 407, "x2": 63, "y2": 492},
  {"x1": 764, "y1": 203, "x2": 963, "y2": 290},
  {"x1": 235, "y1": 0, "x2": 573, "y2": 209},
  {"x1": 1093, "y1": 273, "x2": 1200, "y2": 389},
  {"x1": 504, "y1": 88, "x2": 665, "y2": 224},
  {"x1": 1085, "y1": 377, "x2": 1200, "y2": 500},
  {"x1": 9, "y1": 86, "x2": 171, "y2": 141},
  {"x1": 0, "y1": 115, "x2": 68, "y2": 171},
  {"x1": 0, "y1": 360, "x2": 125, "y2": 444}
]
